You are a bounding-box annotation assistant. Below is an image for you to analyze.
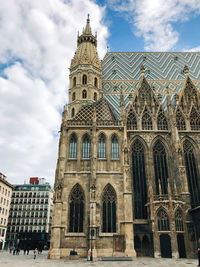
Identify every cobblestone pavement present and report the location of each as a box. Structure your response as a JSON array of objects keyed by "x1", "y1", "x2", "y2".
[{"x1": 0, "y1": 251, "x2": 198, "y2": 267}]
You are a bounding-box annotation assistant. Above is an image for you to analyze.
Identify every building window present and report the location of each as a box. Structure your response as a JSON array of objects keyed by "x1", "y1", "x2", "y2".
[
  {"x1": 157, "y1": 110, "x2": 168, "y2": 130},
  {"x1": 71, "y1": 108, "x2": 75, "y2": 118},
  {"x1": 72, "y1": 92, "x2": 76, "y2": 101},
  {"x1": 127, "y1": 109, "x2": 137, "y2": 130},
  {"x1": 69, "y1": 134, "x2": 77, "y2": 158},
  {"x1": 132, "y1": 139, "x2": 147, "y2": 219},
  {"x1": 82, "y1": 90, "x2": 87, "y2": 99},
  {"x1": 73, "y1": 77, "x2": 76, "y2": 87},
  {"x1": 157, "y1": 209, "x2": 170, "y2": 231},
  {"x1": 102, "y1": 184, "x2": 116, "y2": 233},
  {"x1": 111, "y1": 135, "x2": 119, "y2": 159},
  {"x1": 82, "y1": 134, "x2": 90, "y2": 158},
  {"x1": 190, "y1": 107, "x2": 200, "y2": 130},
  {"x1": 153, "y1": 140, "x2": 168, "y2": 195},
  {"x1": 183, "y1": 140, "x2": 200, "y2": 207},
  {"x1": 94, "y1": 92, "x2": 97, "y2": 101},
  {"x1": 98, "y1": 133, "x2": 106, "y2": 158},
  {"x1": 176, "y1": 109, "x2": 186, "y2": 130},
  {"x1": 82, "y1": 74, "x2": 87, "y2": 85},
  {"x1": 94, "y1": 77, "x2": 98, "y2": 87},
  {"x1": 175, "y1": 209, "x2": 184, "y2": 232},
  {"x1": 142, "y1": 108, "x2": 152, "y2": 130},
  {"x1": 69, "y1": 184, "x2": 84, "y2": 233}
]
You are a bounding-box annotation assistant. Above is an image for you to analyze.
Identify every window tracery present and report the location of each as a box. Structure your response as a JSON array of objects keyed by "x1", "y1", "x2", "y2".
[
  {"x1": 82, "y1": 134, "x2": 90, "y2": 158},
  {"x1": 142, "y1": 108, "x2": 152, "y2": 130},
  {"x1": 176, "y1": 109, "x2": 186, "y2": 130},
  {"x1": 69, "y1": 134, "x2": 77, "y2": 159},
  {"x1": 157, "y1": 111, "x2": 168, "y2": 130},
  {"x1": 175, "y1": 209, "x2": 184, "y2": 232},
  {"x1": 190, "y1": 107, "x2": 200, "y2": 130},
  {"x1": 127, "y1": 109, "x2": 137, "y2": 130},
  {"x1": 82, "y1": 74, "x2": 87, "y2": 85},
  {"x1": 98, "y1": 133, "x2": 106, "y2": 158},
  {"x1": 157, "y1": 209, "x2": 170, "y2": 231},
  {"x1": 102, "y1": 184, "x2": 116, "y2": 233},
  {"x1": 82, "y1": 90, "x2": 87, "y2": 99}
]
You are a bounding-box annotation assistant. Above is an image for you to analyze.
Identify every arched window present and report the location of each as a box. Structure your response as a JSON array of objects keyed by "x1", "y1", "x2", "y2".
[
  {"x1": 102, "y1": 184, "x2": 116, "y2": 233},
  {"x1": 153, "y1": 141, "x2": 168, "y2": 195},
  {"x1": 157, "y1": 111, "x2": 168, "y2": 130},
  {"x1": 98, "y1": 133, "x2": 106, "y2": 158},
  {"x1": 190, "y1": 107, "x2": 200, "y2": 130},
  {"x1": 111, "y1": 135, "x2": 119, "y2": 159},
  {"x1": 69, "y1": 134, "x2": 77, "y2": 159},
  {"x1": 82, "y1": 134, "x2": 90, "y2": 159},
  {"x1": 71, "y1": 108, "x2": 75, "y2": 118},
  {"x1": 72, "y1": 92, "x2": 76, "y2": 101},
  {"x1": 183, "y1": 140, "x2": 200, "y2": 207},
  {"x1": 73, "y1": 77, "x2": 76, "y2": 87},
  {"x1": 127, "y1": 109, "x2": 137, "y2": 130},
  {"x1": 82, "y1": 90, "x2": 87, "y2": 99},
  {"x1": 132, "y1": 139, "x2": 147, "y2": 219},
  {"x1": 69, "y1": 184, "x2": 84, "y2": 232},
  {"x1": 142, "y1": 108, "x2": 152, "y2": 130},
  {"x1": 175, "y1": 209, "x2": 184, "y2": 231},
  {"x1": 94, "y1": 92, "x2": 97, "y2": 101},
  {"x1": 157, "y1": 209, "x2": 170, "y2": 231},
  {"x1": 94, "y1": 77, "x2": 98, "y2": 87},
  {"x1": 82, "y1": 74, "x2": 87, "y2": 85},
  {"x1": 176, "y1": 109, "x2": 186, "y2": 130}
]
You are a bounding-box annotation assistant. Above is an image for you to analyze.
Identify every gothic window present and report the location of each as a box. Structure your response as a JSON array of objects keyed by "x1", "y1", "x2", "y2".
[
  {"x1": 98, "y1": 133, "x2": 106, "y2": 158},
  {"x1": 183, "y1": 140, "x2": 200, "y2": 207},
  {"x1": 153, "y1": 141, "x2": 168, "y2": 195},
  {"x1": 102, "y1": 184, "x2": 116, "y2": 233},
  {"x1": 69, "y1": 184, "x2": 84, "y2": 232},
  {"x1": 69, "y1": 134, "x2": 77, "y2": 159},
  {"x1": 190, "y1": 107, "x2": 200, "y2": 130},
  {"x1": 142, "y1": 108, "x2": 152, "y2": 130},
  {"x1": 111, "y1": 135, "x2": 119, "y2": 159},
  {"x1": 82, "y1": 90, "x2": 87, "y2": 99},
  {"x1": 127, "y1": 110, "x2": 137, "y2": 130},
  {"x1": 157, "y1": 209, "x2": 170, "y2": 231},
  {"x1": 71, "y1": 108, "x2": 75, "y2": 118},
  {"x1": 73, "y1": 77, "x2": 76, "y2": 87},
  {"x1": 132, "y1": 139, "x2": 147, "y2": 219},
  {"x1": 175, "y1": 209, "x2": 184, "y2": 232},
  {"x1": 157, "y1": 111, "x2": 168, "y2": 130},
  {"x1": 94, "y1": 92, "x2": 97, "y2": 101},
  {"x1": 176, "y1": 109, "x2": 186, "y2": 130},
  {"x1": 82, "y1": 134, "x2": 90, "y2": 159},
  {"x1": 72, "y1": 92, "x2": 76, "y2": 101},
  {"x1": 82, "y1": 74, "x2": 87, "y2": 85},
  {"x1": 94, "y1": 77, "x2": 98, "y2": 87}
]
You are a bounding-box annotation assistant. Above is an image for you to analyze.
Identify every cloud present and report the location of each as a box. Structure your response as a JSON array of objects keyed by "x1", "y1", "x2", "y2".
[
  {"x1": 0, "y1": 0, "x2": 108, "y2": 185},
  {"x1": 107, "y1": 0, "x2": 200, "y2": 51}
]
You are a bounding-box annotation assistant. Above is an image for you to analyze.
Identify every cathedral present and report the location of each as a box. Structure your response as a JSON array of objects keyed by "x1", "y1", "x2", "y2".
[{"x1": 49, "y1": 16, "x2": 200, "y2": 259}]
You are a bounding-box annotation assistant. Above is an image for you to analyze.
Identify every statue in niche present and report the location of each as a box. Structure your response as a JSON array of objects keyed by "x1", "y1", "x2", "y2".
[
  {"x1": 90, "y1": 184, "x2": 96, "y2": 200},
  {"x1": 54, "y1": 179, "x2": 63, "y2": 201}
]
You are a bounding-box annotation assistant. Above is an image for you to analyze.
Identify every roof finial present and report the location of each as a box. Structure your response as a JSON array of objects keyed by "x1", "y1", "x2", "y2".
[
  {"x1": 88, "y1": 13, "x2": 90, "y2": 20},
  {"x1": 141, "y1": 65, "x2": 145, "y2": 76},
  {"x1": 84, "y1": 14, "x2": 92, "y2": 35},
  {"x1": 184, "y1": 65, "x2": 189, "y2": 76}
]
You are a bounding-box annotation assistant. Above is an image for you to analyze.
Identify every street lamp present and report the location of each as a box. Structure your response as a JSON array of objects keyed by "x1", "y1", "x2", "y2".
[{"x1": 90, "y1": 204, "x2": 94, "y2": 261}]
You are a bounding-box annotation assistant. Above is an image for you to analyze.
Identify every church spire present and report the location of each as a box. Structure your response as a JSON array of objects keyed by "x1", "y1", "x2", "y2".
[
  {"x1": 77, "y1": 15, "x2": 97, "y2": 47},
  {"x1": 84, "y1": 14, "x2": 92, "y2": 35}
]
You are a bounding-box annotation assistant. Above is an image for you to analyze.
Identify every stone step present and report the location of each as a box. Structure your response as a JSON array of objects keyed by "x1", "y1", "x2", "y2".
[{"x1": 101, "y1": 257, "x2": 133, "y2": 261}]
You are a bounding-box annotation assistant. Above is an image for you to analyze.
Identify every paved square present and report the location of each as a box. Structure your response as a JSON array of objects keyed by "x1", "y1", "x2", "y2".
[{"x1": 0, "y1": 251, "x2": 198, "y2": 267}]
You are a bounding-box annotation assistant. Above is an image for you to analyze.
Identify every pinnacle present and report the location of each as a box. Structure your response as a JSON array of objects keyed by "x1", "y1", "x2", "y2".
[{"x1": 84, "y1": 14, "x2": 92, "y2": 35}]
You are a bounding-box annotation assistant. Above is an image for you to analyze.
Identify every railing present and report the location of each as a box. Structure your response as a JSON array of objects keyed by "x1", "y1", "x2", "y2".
[
  {"x1": 67, "y1": 120, "x2": 123, "y2": 127},
  {"x1": 67, "y1": 120, "x2": 92, "y2": 126},
  {"x1": 152, "y1": 194, "x2": 182, "y2": 202}
]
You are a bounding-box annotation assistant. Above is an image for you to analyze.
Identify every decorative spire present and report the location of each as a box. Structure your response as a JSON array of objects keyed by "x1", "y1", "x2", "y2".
[
  {"x1": 84, "y1": 14, "x2": 92, "y2": 35},
  {"x1": 141, "y1": 65, "x2": 145, "y2": 76},
  {"x1": 184, "y1": 65, "x2": 189, "y2": 76},
  {"x1": 77, "y1": 15, "x2": 97, "y2": 47}
]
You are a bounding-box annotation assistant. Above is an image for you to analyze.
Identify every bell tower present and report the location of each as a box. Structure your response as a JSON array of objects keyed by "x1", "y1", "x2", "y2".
[{"x1": 68, "y1": 15, "x2": 102, "y2": 119}]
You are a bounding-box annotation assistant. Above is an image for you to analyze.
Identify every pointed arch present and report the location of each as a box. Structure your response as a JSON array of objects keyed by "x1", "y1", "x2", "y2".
[
  {"x1": 183, "y1": 140, "x2": 200, "y2": 207},
  {"x1": 73, "y1": 77, "x2": 76, "y2": 87},
  {"x1": 72, "y1": 92, "x2": 76, "y2": 101},
  {"x1": 157, "y1": 208, "x2": 170, "y2": 231},
  {"x1": 94, "y1": 92, "x2": 97, "y2": 101},
  {"x1": 153, "y1": 140, "x2": 168, "y2": 195},
  {"x1": 98, "y1": 133, "x2": 106, "y2": 158},
  {"x1": 82, "y1": 133, "x2": 90, "y2": 158},
  {"x1": 175, "y1": 209, "x2": 184, "y2": 232},
  {"x1": 69, "y1": 184, "x2": 85, "y2": 232},
  {"x1": 94, "y1": 77, "x2": 98, "y2": 87},
  {"x1": 132, "y1": 139, "x2": 147, "y2": 219},
  {"x1": 82, "y1": 74, "x2": 87, "y2": 85},
  {"x1": 176, "y1": 109, "x2": 186, "y2": 130},
  {"x1": 142, "y1": 107, "x2": 152, "y2": 130},
  {"x1": 157, "y1": 109, "x2": 168, "y2": 130},
  {"x1": 102, "y1": 184, "x2": 117, "y2": 233},
  {"x1": 190, "y1": 106, "x2": 200, "y2": 130},
  {"x1": 69, "y1": 133, "x2": 77, "y2": 158},
  {"x1": 111, "y1": 134, "x2": 119, "y2": 159},
  {"x1": 82, "y1": 89, "x2": 87, "y2": 99},
  {"x1": 127, "y1": 109, "x2": 137, "y2": 130},
  {"x1": 71, "y1": 107, "x2": 75, "y2": 118}
]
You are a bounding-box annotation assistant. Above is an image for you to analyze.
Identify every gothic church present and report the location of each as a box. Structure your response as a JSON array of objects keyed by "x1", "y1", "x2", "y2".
[{"x1": 49, "y1": 16, "x2": 200, "y2": 259}]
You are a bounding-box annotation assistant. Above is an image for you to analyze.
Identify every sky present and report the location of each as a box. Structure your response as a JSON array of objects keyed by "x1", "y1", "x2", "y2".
[{"x1": 0, "y1": 0, "x2": 200, "y2": 186}]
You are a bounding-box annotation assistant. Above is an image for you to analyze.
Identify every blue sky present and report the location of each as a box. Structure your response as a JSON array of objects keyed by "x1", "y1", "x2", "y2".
[{"x1": 0, "y1": 0, "x2": 200, "y2": 185}]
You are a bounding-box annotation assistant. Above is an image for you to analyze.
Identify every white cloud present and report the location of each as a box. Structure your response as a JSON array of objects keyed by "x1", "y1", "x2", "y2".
[
  {"x1": 0, "y1": 0, "x2": 108, "y2": 185},
  {"x1": 107, "y1": 0, "x2": 200, "y2": 51}
]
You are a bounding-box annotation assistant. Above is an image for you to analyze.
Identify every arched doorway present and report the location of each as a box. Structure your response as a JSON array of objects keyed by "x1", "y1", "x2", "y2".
[
  {"x1": 177, "y1": 234, "x2": 186, "y2": 258},
  {"x1": 160, "y1": 234, "x2": 172, "y2": 258}
]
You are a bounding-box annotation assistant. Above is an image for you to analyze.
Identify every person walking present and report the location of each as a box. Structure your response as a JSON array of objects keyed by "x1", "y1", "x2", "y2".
[
  {"x1": 198, "y1": 247, "x2": 200, "y2": 267},
  {"x1": 33, "y1": 248, "x2": 38, "y2": 260}
]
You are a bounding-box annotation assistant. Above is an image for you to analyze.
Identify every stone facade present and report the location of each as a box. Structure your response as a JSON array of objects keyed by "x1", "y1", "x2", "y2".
[{"x1": 49, "y1": 17, "x2": 200, "y2": 259}]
